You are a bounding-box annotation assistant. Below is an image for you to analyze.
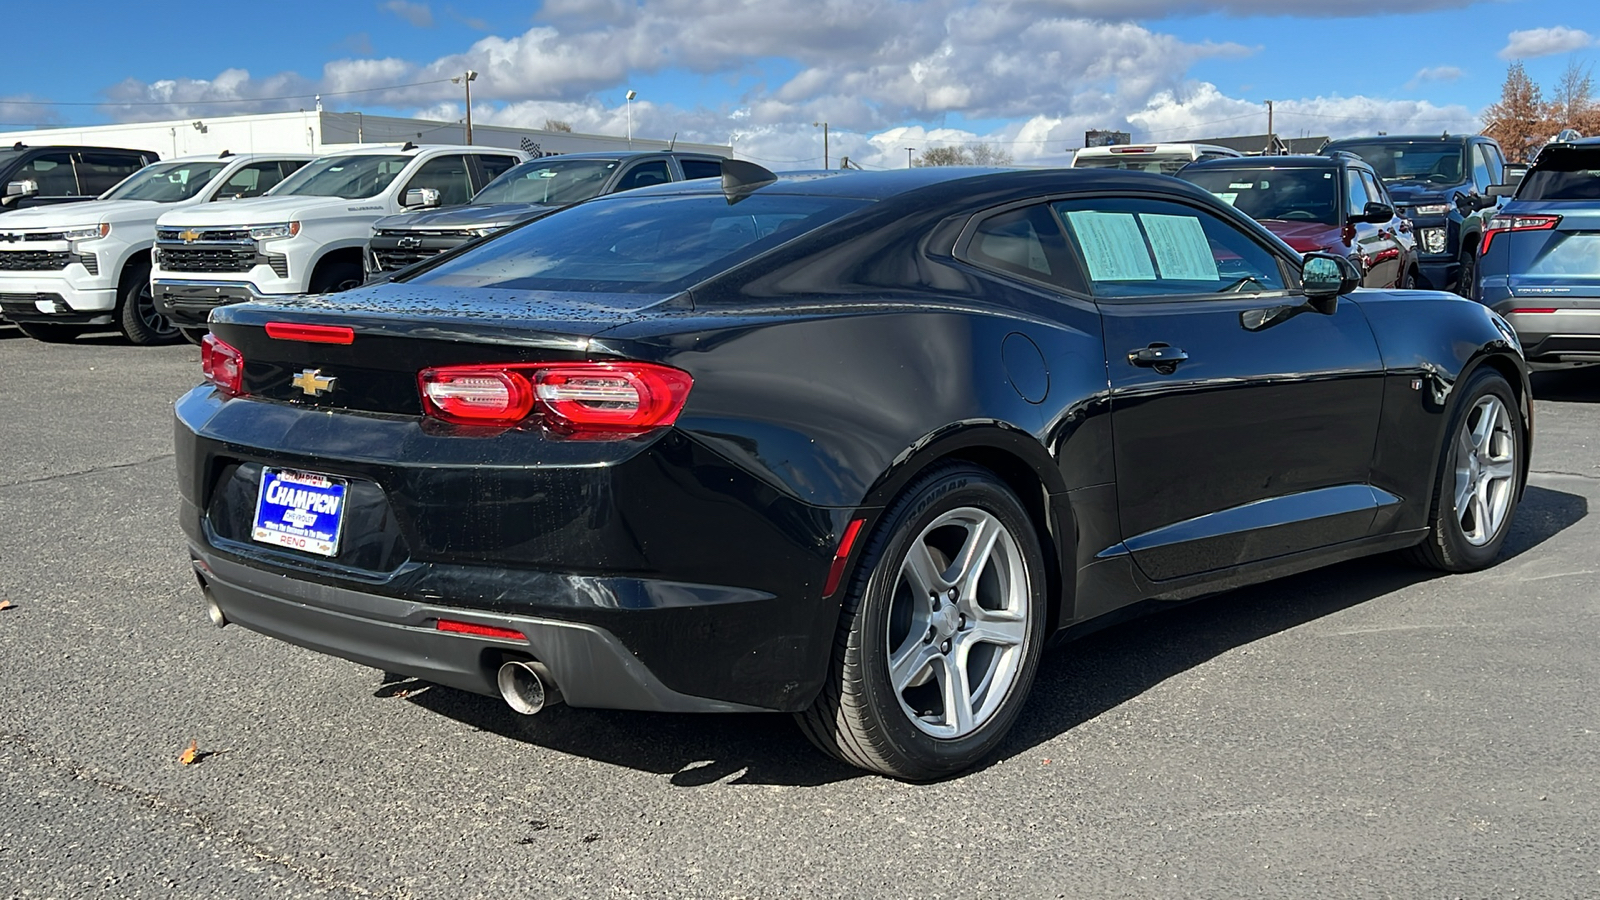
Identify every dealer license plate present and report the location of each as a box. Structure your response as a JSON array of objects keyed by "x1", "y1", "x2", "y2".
[{"x1": 252, "y1": 468, "x2": 348, "y2": 558}]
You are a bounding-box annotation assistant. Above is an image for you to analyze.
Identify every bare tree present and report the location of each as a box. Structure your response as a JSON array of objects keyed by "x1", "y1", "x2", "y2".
[
  {"x1": 1546, "y1": 59, "x2": 1600, "y2": 135},
  {"x1": 914, "y1": 142, "x2": 1015, "y2": 167},
  {"x1": 1483, "y1": 62, "x2": 1552, "y2": 163},
  {"x1": 543, "y1": 119, "x2": 573, "y2": 133}
]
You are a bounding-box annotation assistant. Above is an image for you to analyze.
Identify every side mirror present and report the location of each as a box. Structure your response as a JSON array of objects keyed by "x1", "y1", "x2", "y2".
[
  {"x1": 1301, "y1": 252, "x2": 1359, "y2": 310},
  {"x1": 5, "y1": 179, "x2": 38, "y2": 198},
  {"x1": 403, "y1": 187, "x2": 441, "y2": 209},
  {"x1": 1353, "y1": 201, "x2": 1394, "y2": 223},
  {"x1": 1487, "y1": 183, "x2": 1518, "y2": 199}
]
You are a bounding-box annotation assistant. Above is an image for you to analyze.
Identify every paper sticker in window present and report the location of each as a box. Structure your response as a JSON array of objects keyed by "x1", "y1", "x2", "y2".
[
  {"x1": 1139, "y1": 213, "x2": 1219, "y2": 282},
  {"x1": 1063, "y1": 211, "x2": 1156, "y2": 281},
  {"x1": 1212, "y1": 192, "x2": 1239, "y2": 205}
]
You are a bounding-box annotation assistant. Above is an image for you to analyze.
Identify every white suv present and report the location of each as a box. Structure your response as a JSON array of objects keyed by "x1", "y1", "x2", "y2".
[
  {"x1": 151, "y1": 144, "x2": 524, "y2": 340},
  {"x1": 0, "y1": 152, "x2": 313, "y2": 344}
]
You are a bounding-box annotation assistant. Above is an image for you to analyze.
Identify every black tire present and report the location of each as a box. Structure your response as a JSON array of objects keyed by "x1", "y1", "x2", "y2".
[
  {"x1": 179, "y1": 327, "x2": 206, "y2": 346},
  {"x1": 14, "y1": 321, "x2": 87, "y2": 343},
  {"x1": 1405, "y1": 366, "x2": 1524, "y2": 572},
  {"x1": 796, "y1": 463, "x2": 1049, "y2": 780},
  {"x1": 309, "y1": 261, "x2": 364, "y2": 295},
  {"x1": 115, "y1": 262, "x2": 181, "y2": 346},
  {"x1": 1399, "y1": 266, "x2": 1416, "y2": 289},
  {"x1": 1454, "y1": 251, "x2": 1477, "y2": 299}
]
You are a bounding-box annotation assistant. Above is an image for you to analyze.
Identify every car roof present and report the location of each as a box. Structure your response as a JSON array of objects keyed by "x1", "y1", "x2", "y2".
[
  {"x1": 321, "y1": 144, "x2": 506, "y2": 156},
  {"x1": 163, "y1": 152, "x2": 317, "y2": 163},
  {"x1": 6, "y1": 144, "x2": 156, "y2": 154},
  {"x1": 515, "y1": 150, "x2": 724, "y2": 162},
  {"x1": 1325, "y1": 134, "x2": 1478, "y2": 146},
  {"x1": 599, "y1": 165, "x2": 1232, "y2": 206},
  {"x1": 1183, "y1": 155, "x2": 1360, "y2": 171}
]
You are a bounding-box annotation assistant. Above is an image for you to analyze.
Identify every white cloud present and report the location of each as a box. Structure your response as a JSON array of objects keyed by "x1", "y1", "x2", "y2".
[
  {"x1": 1004, "y1": 0, "x2": 1480, "y2": 18},
  {"x1": 381, "y1": 0, "x2": 434, "y2": 28},
  {"x1": 1405, "y1": 65, "x2": 1464, "y2": 91},
  {"x1": 1498, "y1": 26, "x2": 1593, "y2": 60}
]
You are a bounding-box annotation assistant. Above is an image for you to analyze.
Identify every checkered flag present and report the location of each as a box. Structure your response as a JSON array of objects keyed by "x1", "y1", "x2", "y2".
[{"x1": 520, "y1": 137, "x2": 543, "y2": 157}]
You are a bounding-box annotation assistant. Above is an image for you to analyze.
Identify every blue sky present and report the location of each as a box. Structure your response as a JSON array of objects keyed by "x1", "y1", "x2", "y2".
[{"x1": 1, "y1": 0, "x2": 1594, "y2": 169}]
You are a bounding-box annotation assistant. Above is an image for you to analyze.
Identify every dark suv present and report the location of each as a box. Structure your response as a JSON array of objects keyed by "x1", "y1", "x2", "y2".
[
  {"x1": 366, "y1": 151, "x2": 726, "y2": 276},
  {"x1": 0, "y1": 143, "x2": 158, "y2": 212},
  {"x1": 1321, "y1": 134, "x2": 1505, "y2": 295},
  {"x1": 1180, "y1": 153, "x2": 1417, "y2": 289}
]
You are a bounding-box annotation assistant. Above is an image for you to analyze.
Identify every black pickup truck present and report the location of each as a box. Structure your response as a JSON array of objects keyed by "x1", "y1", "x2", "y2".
[
  {"x1": 365, "y1": 150, "x2": 725, "y2": 277},
  {"x1": 0, "y1": 143, "x2": 159, "y2": 212},
  {"x1": 1321, "y1": 134, "x2": 1506, "y2": 295}
]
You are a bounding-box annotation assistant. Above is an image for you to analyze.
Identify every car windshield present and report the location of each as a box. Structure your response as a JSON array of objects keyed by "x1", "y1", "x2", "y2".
[
  {"x1": 271, "y1": 154, "x2": 410, "y2": 200},
  {"x1": 473, "y1": 158, "x2": 621, "y2": 205},
  {"x1": 1518, "y1": 148, "x2": 1600, "y2": 201},
  {"x1": 1073, "y1": 154, "x2": 1193, "y2": 176},
  {"x1": 1331, "y1": 142, "x2": 1465, "y2": 185},
  {"x1": 101, "y1": 161, "x2": 229, "y2": 202},
  {"x1": 1182, "y1": 167, "x2": 1340, "y2": 224},
  {"x1": 406, "y1": 192, "x2": 871, "y2": 294}
]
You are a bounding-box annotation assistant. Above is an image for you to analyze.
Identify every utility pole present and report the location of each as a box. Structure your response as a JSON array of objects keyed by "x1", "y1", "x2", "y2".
[
  {"x1": 626, "y1": 90, "x2": 637, "y2": 148},
  {"x1": 452, "y1": 71, "x2": 478, "y2": 144},
  {"x1": 813, "y1": 121, "x2": 829, "y2": 169},
  {"x1": 1266, "y1": 100, "x2": 1274, "y2": 140},
  {"x1": 906, "y1": 147, "x2": 915, "y2": 168}
]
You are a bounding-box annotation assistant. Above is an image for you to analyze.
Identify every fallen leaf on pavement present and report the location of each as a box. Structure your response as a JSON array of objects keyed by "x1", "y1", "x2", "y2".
[
  {"x1": 0, "y1": 600, "x2": 15, "y2": 611},
  {"x1": 179, "y1": 740, "x2": 200, "y2": 766}
]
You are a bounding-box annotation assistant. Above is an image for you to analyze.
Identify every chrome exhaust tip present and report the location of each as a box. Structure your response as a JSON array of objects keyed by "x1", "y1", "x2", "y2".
[
  {"x1": 201, "y1": 585, "x2": 228, "y2": 629},
  {"x1": 497, "y1": 660, "x2": 557, "y2": 715}
]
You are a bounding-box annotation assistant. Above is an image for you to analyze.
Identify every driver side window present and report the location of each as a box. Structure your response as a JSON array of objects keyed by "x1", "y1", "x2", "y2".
[
  {"x1": 1052, "y1": 197, "x2": 1288, "y2": 299},
  {"x1": 403, "y1": 154, "x2": 473, "y2": 206}
]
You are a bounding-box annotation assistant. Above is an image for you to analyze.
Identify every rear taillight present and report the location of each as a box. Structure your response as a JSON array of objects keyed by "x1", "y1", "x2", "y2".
[
  {"x1": 1480, "y1": 214, "x2": 1560, "y2": 255},
  {"x1": 418, "y1": 361, "x2": 692, "y2": 433},
  {"x1": 200, "y1": 334, "x2": 244, "y2": 396}
]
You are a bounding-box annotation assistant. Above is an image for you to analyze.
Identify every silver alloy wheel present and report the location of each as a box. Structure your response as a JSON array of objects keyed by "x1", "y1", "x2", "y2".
[
  {"x1": 886, "y1": 507, "x2": 1030, "y2": 739},
  {"x1": 1454, "y1": 394, "x2": 1517, "y2": 546}
]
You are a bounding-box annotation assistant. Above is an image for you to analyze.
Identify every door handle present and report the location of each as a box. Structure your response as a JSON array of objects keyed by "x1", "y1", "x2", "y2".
[{"x1": 1128, "y1": 344, "x2": 1189, "y2": 371}]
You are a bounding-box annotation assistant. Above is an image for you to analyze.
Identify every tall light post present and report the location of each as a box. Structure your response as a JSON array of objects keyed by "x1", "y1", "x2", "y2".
[
  {"x1": 812, "y1": 121, "x2": 829, "y2": 169},
  {"x1": 906, "y1": 147, "x2": 915, "y2": 168},
  {"x1": 452, "y1": 70, "x2": 478, "y2": 144},
  {"x1": 626, "y1": 90, "x2": 637, "y2": 149}
]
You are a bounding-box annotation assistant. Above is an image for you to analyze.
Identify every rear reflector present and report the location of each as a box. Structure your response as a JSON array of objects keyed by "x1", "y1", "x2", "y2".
[
  {"x1": 265, "y1": 322, "x2": 355, "y2": 344},
  {"x1": 1509, "y1": 308, "x2": 1558, "y2": 314},
  {"x1": 823, "y1": 519, "x2": 865, "y2": 598},
  {"x1": 200, "y1": 334, "x2": 244, "y2": 396},
  {"x1": 436, "y1": 619, "x2": 527, "y2": 641},
  {"x1": 419, "y1": 361, "x2": 693, "y2": 433}
]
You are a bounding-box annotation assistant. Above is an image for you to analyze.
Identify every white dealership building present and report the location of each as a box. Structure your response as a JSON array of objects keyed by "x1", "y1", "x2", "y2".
[{"x1": 0, "y1": 109, "x2": 729, "y2": 161}]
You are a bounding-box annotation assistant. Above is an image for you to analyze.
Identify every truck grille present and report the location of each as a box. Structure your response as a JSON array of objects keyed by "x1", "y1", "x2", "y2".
[
  {"x1": 371, "y1": 247, "x2": 443, "y2": 272},
  {"x1": 0, "y1": 251, "x2": 72, "y2": 271},
  {"x1": 156, "y1": 228, "x2": 252, "y2": 243},
  {"x1": 0, "y1": 231, "x2": 68, "y2": 243},
  {"x1": 159, "y1": 247, "x2": 257, "y2": 273}
]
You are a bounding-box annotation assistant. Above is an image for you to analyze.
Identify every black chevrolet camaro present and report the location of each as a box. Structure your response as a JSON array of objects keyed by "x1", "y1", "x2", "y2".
[{"x1": 175, "y1": 164, "x2": 1530, "y2": 780}]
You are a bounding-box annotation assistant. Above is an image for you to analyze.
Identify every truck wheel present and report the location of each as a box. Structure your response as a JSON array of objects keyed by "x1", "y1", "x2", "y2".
[
  {"x1": 116, "y1": 262, "x2": 181, "y2": 346},
  {"x1": 310, "y1": 262, "x2": 364, "y2": 294},
  {"x1": 15, "y1": 321, "x2": 87, "y2": 343},
  {"x1": 1454, "y1": 251, "x2": 1478, "y2": 299},
  {"x1": 796, "y1": 464, "x2": 1048, "y2": 780}
]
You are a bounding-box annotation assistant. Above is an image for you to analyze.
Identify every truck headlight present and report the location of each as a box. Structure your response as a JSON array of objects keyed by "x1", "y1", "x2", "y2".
[
  {"x1": 63, "y1": 223, "x2": 111, "y2": 241},
  {"x1": 249, "y1": 221, "x2": 300, "y2": 240},
  {"x1": 1412, "y1": 203, "x2": 1451, "y2": 216},
  {"x1": 1419, "y1": 227, "x2": 1448, "y2": 254}
]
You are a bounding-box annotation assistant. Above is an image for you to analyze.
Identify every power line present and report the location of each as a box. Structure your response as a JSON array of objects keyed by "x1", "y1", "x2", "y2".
[{"x1": 2, "y1": 78, "x2": 456, "y2": 108}]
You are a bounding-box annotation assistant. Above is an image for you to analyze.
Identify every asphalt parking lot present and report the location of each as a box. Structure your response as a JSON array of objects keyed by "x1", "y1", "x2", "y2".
[{"x1": 0, "y1": 325, "x2": 1596, "y2": 899}]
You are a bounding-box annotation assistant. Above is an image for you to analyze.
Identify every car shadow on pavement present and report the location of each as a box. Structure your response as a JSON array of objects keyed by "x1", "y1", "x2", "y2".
[
  {"x1": 401, "y1": 483, "x2": 1586, "y2": 788},
  {"x1": 1532, "y1": 367, "x2": 1600, "y2": 403}
]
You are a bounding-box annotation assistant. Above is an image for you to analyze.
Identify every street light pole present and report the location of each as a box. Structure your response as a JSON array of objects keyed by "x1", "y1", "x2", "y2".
[
  {"x1": 626, "y1": 90, "x2": 637, "y2": 149},
  {"x1": 452, "y1": 70, "x2": 478, "y2": 144},
  {"x1": 812, "y1": 121, "x2": 829, "y2": 169},
  {"x1": 906, "y1": 147, "x2": 915, "y2": 168}
]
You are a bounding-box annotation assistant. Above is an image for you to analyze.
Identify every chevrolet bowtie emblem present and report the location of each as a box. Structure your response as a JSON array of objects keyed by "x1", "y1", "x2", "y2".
[
  {"x1": 291, "y1": 369, "x2": 336, "y2": 397},
  {"x1": 179, "y1": 229, "x2": 201, "y2": 244}
]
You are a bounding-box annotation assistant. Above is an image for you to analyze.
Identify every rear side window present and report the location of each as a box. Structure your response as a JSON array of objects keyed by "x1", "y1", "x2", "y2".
[
  {"x1": 616, "y1": 160, "x2": 671, "y2": 192},
  {"x1": 1519, "y1": 148, "x2": 1600, "y2": 201},
  {"x1": 1054, "y1": 197, "x2": 1287, "y2": 299},
  {"x1": 963, "y1": 204, "x2": 1080, "y2": 291},
  {"x1": 408, "y1": 193, "x2": 869, "y2": 293},
  {"x1": 680, "y1": 159, "x2": 723, "y2": 180}
]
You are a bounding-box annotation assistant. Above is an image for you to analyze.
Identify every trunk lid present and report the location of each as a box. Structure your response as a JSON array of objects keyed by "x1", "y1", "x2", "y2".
[
  {"x1": 1499, "y1": 200, "x2": 1600, "y2": 299},
  {"x1": 209, "y1": 282, "x2": 683, "y2": 415}
]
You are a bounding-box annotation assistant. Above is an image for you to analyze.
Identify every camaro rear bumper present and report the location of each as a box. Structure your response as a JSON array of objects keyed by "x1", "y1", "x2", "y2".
[{"x1": 189, "y1": 543, "x2": 770, "y2": 713}]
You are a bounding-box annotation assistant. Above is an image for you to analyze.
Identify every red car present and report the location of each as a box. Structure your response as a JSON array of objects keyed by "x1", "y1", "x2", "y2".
[{"x1": 1180, "y1": 154, "x2": 1418, "y2": 288}]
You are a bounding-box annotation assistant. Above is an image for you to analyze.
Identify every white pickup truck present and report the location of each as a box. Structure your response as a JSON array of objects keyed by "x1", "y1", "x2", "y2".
[
  {"x1": 151, "y1": 143, "x2": 525, "y2": 341},
  {"x1": 0, "y1": 152, "x2": 313, "y2": 344}
]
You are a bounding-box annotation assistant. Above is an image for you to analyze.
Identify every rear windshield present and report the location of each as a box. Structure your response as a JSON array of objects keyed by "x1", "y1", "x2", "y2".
[
  {"x1": 473, "y1": 158, "x2": 620, "y2": 205},
  {"x1": 1073, "y1": 153, "x2": 1193, "y2": 176},
  {"x1": 1519, "y1": 148, "x2": 1600, "y2": 201},
  {"x1": 405, "y1": 192, "x2": 870, "y2": 294},
  {"x1": 1181, "y1": 167, "x2": 1340, "y2": 224},
  {"x1": 1329, "y1": 142, "x2": 1464, "y2": 185}
]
